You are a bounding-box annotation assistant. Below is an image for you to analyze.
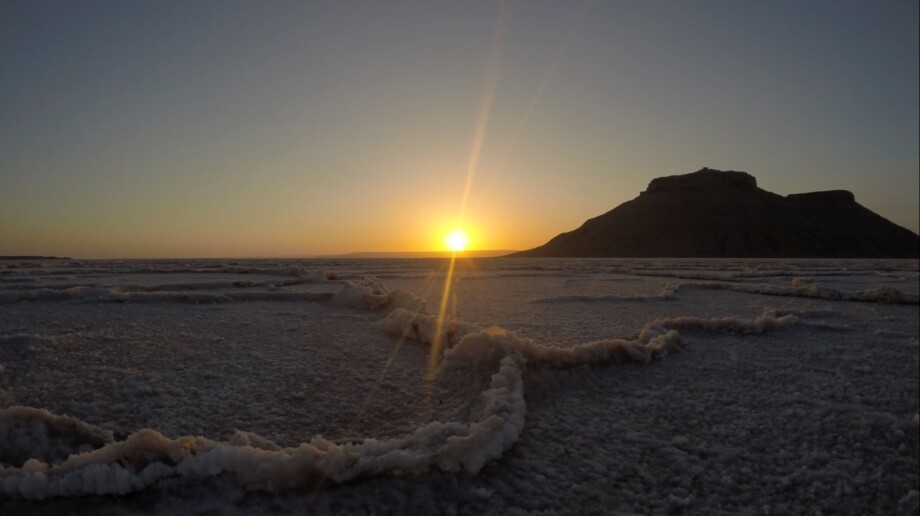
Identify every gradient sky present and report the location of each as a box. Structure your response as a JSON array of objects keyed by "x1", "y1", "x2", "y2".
[{"x1": 2, "y1": 1, "x2": 918, "y2": 258}]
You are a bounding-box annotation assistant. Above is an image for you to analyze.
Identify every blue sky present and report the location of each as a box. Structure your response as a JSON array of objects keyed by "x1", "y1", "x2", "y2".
[{"x1": 1, "y1": 1, "x2": 917, "y2": 257}]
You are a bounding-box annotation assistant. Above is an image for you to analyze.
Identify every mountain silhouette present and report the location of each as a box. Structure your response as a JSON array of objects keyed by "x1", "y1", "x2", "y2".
[{"x1": 510, "y1": 168, "x2": 919, "y2": 258}]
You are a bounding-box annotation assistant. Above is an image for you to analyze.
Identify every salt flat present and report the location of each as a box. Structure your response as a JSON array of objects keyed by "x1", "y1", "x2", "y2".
[{"x1": 0, "y1": 258, "x2": 917, "y2": 514}]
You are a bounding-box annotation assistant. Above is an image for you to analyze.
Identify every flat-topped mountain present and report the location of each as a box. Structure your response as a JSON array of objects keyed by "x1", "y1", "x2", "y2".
[{"x1": 510, "y1": 168, "x2": 919, "y2": 258}]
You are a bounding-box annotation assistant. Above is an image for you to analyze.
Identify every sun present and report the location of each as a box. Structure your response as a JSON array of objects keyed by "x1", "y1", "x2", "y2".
[{"x1": 444, "y1": 228, "x2": 470, "y2": 252}]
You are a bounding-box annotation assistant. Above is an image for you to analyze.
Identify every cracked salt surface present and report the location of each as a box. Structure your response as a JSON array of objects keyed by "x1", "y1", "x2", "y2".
[{"x1": 0, "y1": 258, "x2": 917, "y2": 514}]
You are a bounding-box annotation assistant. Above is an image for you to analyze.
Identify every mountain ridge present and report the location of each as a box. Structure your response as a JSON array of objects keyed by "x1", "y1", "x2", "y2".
[{"x1": 510, "y1": 168, "x2": 919, "y2": 258}]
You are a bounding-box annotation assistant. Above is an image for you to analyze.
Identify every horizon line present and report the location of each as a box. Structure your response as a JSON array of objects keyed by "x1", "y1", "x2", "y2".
[{"x1": 0, "y1": 249, "x2": 522, "y2": 261}]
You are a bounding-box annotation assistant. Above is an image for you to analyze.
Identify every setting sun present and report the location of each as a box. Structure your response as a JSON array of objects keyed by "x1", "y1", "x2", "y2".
[{"x1": 444, "y1": 228, "x2": 471, "y2": 252}]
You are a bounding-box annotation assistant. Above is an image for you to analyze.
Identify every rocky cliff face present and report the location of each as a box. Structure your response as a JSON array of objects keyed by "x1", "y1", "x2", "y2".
[{"x1": 510, "y1": 168, "x2": 918, "y2": 258}]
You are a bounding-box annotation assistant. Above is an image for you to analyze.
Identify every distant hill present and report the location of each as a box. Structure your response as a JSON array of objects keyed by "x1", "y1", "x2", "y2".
[
  {"x1": 0, "y1": 255, "x2": 71, "y2": 260},
  {"x1": 510, "y1": 168, "x2": 919, "y2": 258}
]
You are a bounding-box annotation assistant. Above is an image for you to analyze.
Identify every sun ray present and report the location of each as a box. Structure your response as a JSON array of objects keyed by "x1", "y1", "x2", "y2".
[
  {"x1": 427, "y1": 252, "x2": 458, "y2": 382},
  {"x1": 425, "y1": 1, "x2": 507, "y2": 385},
  {"x1": 457, "y1": 0, "x2": 506, "y2": 225}
]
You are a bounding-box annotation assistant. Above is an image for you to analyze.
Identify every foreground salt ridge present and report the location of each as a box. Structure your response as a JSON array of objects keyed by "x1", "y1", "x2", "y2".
[{"x1": 0, "y1": 277, "x2": 806, "y2": 500}]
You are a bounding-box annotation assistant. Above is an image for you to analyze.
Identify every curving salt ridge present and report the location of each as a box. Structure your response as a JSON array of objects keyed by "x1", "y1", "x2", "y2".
[
  {"x1": 686, "y1": 278, "x2": 919, "y2": 305},
  {"x1": 0, "y1": 277, "x2": 804, "y2": 499},
  {"x1": 0, "y1": 287, "x2": 336, "y2": 304},
  {"x1": 530, "y1": 278, "x2": 918, "y2": 305},
  {"x1": 0, "y1": 274, "x2": 331, "y2": 305}
]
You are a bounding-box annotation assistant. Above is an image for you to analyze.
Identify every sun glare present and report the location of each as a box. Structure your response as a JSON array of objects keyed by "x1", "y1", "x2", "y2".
[{"x1": 444, "y1": 228, "x2": 470, "y2": 252}]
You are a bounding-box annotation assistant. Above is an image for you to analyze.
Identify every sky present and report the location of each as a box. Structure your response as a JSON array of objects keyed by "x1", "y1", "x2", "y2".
[{"x1": 1, "y1": 0, "x2": 918, "y2": 258}]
